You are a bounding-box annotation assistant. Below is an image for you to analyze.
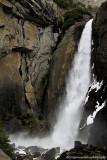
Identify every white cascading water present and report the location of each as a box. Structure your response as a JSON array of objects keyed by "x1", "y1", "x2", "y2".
[{"x1": 10, "y1": 19, "x2": 93, "y2": 150}]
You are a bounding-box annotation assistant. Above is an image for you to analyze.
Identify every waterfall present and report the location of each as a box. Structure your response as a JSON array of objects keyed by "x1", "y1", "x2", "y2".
[
  {"x1": 10, "y1": 19, "x2": 93, "y2": 150},
  {"x1": 50, "y1": 19, "x2": 93, "y2": 149}
]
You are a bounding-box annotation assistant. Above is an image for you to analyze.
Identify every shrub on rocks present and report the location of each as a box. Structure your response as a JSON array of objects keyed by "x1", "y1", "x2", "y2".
[
  {"x1": 62, "y1": 7, "x2": 92, "y2": 33},
  {"x1": 0, "y1": 124, "x2": 15, "y2": 159}
]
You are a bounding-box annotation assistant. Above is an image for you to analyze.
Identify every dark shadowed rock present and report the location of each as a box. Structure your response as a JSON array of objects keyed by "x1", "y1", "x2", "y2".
[
  {"x1": 74, "y1": 141, "x2": 82, "y2": 148},
  {"x1": 16, "y1": 154, "x2": 33, "y2": 160},
  {"x1": 43, "y1": 148, "x2": 56, "y2": 160},
  {"x1": 79, "y1": 2, "x2": 107, "y2": 146},
  {"x1": 88, "y1": 105, "x2": 107, "y2": 146},
  {"x1": 92, "y1": 2, "x2": 107, "y2": 81},
  {"x1": 57, "y1": 143, "x2": 107, "y2": 160},
  {"x1": 88, "y1": 1, "x2": 107, "y2": 146}
]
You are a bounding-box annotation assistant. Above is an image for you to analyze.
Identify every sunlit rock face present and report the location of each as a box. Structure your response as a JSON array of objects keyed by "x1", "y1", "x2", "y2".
[
  {"x1": 0, "y1": 0, "x2": 62, "y2": 134},
  {"x1": 0, "y1": 0, "x2": 92, "y2": 134}
]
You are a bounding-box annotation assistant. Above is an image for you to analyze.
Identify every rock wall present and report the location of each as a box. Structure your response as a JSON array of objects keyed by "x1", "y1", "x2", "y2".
[
  {"x1": 88, "y1": 1, "x2": 107, "y2": 145},
  {"x1": 0, "y1": 0, "x2": 62, "y2": 134},
  {"x1": 43, "y1": 20, "x2": 90, "y2": 127},
  {"x1": 92, "y1": 2, "x2": 107, "y2": 81},
  {"x1": 79, "y1": 2, "x2": 107, "y2": 146},
  {"x1": 0, "y1": 0, "x2": 92, "y2": 134}
]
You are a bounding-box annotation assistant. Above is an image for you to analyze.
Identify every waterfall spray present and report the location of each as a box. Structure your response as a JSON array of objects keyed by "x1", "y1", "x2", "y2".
[{"x1": 10, "y1": 19, "x2": 93, "y2": 150}]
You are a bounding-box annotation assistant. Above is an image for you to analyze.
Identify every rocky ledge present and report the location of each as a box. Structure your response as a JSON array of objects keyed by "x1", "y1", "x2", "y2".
[{"x1": 57, "y1": 141, "x2": 107, "y2": 160}]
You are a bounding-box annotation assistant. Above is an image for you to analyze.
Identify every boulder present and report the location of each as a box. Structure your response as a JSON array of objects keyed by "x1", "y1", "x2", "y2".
[
  {"x1": 74, "y1": 141, "x2": 82, "y2": 148},
  {"x1": 42, "y1": 148, "x2": 56, "y2": 160},
  {"x1": 25, "y1": 146, "x2": 47, "y2": 154},
  {"x1": 0, "y1": 149, "x2": 12, "y2": 160}
]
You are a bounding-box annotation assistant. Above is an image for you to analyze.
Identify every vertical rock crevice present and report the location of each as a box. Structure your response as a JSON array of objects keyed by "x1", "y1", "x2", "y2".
[{"x1": 0, "y1": 0, "x2": 62, "y2": 134}]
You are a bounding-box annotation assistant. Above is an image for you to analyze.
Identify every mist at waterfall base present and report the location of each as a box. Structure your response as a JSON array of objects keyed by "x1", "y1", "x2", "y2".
[{"x1": 10, "y1": 19, "x2": 93, "y2": 151}]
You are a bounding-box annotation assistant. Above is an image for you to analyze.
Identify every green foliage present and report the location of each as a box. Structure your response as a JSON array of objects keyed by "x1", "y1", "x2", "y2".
[
  {"x1": 62, "y1": 7, "x2": 92, "y2": 33},
  {"x1": 0, "y1": 124, "x2": 15, "y2": 159},
  {"x1": 53, "y1": 0, "x2": 77, "y2": 9}
]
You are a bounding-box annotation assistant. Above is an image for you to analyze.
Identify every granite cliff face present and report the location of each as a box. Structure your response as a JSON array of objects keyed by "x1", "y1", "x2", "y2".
[
  {"x1": 0, "y1": 0, "x2": 106, "y2": 149},
  {"x1": 0, "y1": 0, "x2": 81, "y2": 134},
  {"x1": 92, "y1": 2, "x2": 107, "y2": 81},
  {"x1": 43, "y1": 21, "x2": 88, "y2": 125},
  {"x1": 80, "y1": 2, "x2": 107, "y2": 146},
  {"x1": 0, "y1": 0, "x2": 92, "y2": 134},
  {"x1": 88, "y1": 1, "x2": 107, "y2": 145},
  {"x1": 0, "y1": 0, "x2": 62, "y2": 134}
]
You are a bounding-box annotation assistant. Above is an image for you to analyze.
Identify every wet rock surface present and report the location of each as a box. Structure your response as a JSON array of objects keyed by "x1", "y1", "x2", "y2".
[
  {"x1": 92, "y1": 2, "x2": 107, "y2": 81},
  {"x1": 88, "y1": 104, "x2": 107, "y2": 146},
  {"x1": 90, "y1": 2, "x2": 107, "y2": 146},
  {"x1": 14, "y1": 142, "x2": 107, "y2": 160},
  {"x1": 57, "y1": 141, "x2": 107, "y2": 160},
  {"x1": 79, "y1": 1, "x2": 107, "y2": 146},
  {"x1": 15, "y1": 145, "x2": 60, "y2": 160}
]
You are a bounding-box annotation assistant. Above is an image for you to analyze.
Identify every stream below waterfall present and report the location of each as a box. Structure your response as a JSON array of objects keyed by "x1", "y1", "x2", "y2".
[{"x1": 10, "y1": 19, "x2": 93, "y2": 152}]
